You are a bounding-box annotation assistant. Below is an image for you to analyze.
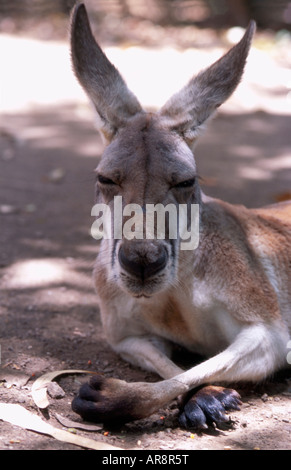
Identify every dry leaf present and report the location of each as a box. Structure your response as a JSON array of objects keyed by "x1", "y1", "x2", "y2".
[
  {"x1": 31, "y1": 369, "x2": 93, "y2": 409},
  {"x1": 54, "y1": 412, "x2": 102, "y2": 432},
  {"x1": 0, "y1": 403, "x2": 121, "y2": 450}
]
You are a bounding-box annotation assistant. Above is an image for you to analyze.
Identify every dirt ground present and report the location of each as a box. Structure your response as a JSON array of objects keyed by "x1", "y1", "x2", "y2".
[{"x1": 0, "y1": 15, "x2": 291, "y2": 451}]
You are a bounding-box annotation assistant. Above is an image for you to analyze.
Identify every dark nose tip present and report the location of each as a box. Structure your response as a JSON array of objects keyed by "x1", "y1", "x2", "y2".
[{"x1": 118, "y1": 244, "x2": 167, "y2": 281}]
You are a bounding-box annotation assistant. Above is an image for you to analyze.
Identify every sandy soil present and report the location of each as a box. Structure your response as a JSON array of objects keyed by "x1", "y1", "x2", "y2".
[{"x1": 0, "y1": 22, "x2": 291, "y2": 451}]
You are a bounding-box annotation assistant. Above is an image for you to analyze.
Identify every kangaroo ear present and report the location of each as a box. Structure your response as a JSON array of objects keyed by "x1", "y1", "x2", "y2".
[
  {"x1": 159, "y1": 21, "x2": 256, "y2": 148},
  {"x1": 70, "y1": 3, "x2": 143, "y2": 141}
]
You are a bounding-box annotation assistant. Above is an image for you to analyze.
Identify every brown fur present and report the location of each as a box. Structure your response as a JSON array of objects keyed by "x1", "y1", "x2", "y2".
[{"x1": 70, "y1": 4, "x2": 291, "y2": 427}]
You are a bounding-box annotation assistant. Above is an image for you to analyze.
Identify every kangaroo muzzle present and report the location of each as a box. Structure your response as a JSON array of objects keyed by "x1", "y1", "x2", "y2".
[{"x1": 118, "y1": 241, "x2": 168, "y2": 282}]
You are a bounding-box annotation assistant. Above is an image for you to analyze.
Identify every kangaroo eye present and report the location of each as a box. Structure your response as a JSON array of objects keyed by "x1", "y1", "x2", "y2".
[
  {"x1": 97, "y1": 174, "x2": 116, "y2": 185},
  {"x1": 174, "y1": 178, "x2": 196, "y2": 189}
]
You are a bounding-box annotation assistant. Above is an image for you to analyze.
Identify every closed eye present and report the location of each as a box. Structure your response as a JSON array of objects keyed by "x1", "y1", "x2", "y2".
[
  {"x1": 96, "y1": 174, "x2": 116, "y2": 185},
  {"x1": 173, "y1": 178, "x2": 196, "y2": 189}
]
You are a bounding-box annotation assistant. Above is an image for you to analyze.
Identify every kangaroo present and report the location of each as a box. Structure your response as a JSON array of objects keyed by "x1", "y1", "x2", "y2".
[{"x1": 70, "y1": 3, "x2": 291, "y2": 429}]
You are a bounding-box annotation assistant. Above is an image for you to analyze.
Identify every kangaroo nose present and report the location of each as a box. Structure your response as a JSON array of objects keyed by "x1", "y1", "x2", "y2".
[{"x1": 118, "y1": 244, "x2": 167, "y2": 281}]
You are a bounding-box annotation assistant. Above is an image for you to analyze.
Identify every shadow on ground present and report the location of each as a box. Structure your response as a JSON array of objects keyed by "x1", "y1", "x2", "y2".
[
  {"x1": 0, "y1": 103, "x2": 290, "y2": 450},
  {"x1": 1, "y1": 102, "x2": 290, "y2": 371}
]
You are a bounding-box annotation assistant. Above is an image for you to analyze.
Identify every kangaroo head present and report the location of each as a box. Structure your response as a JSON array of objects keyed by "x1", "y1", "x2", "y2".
[{"x1": 70, "y1": 3, "x2": 255, "y2": 298}]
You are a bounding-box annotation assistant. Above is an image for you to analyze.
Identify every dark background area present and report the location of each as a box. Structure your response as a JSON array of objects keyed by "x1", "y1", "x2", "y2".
[{"x1": 1, "y1": 0, "x2": 291, "y2": 41}]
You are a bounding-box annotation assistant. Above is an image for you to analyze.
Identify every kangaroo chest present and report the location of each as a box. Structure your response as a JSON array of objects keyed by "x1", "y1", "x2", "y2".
[{"x1": 139, "y1": 286, "x2": 242, "y2": 357}]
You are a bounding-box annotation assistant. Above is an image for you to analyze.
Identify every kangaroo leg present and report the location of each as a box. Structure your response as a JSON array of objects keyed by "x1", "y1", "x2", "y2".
[
  {"x1": 178, "y1": 385, "x2": 242, "y2": 429},
  {"x1": 72, "y1": 336, "x2": 188, "y2": 424},
  {"x1": 72, "y1": 323, "x2": 286, "y2": 426},
  {"x1": 107, "y1": 336, "x2": 241, "y2": 429}
]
